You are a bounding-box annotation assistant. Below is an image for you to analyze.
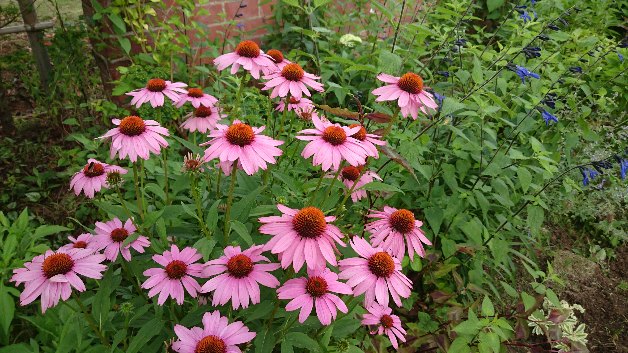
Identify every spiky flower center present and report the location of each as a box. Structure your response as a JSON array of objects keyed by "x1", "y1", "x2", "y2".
[
  {"x1": 226, "y1": 254, "x2": 253, "y2": 278},
  {"x1": 368, "y1": 251, "x2": 395, "y2": 278},
  {"x1": 267, "y1": 49, "x2": 284, "y2": 63},
  {"x1": 119, "y1": 116, "x2": 146, "y2": 136},
  {"x1": 380, "y1": 314, "x2": 394, "y2": 329},
  {"x1": 292, "y1": 207, "x2": 327, "y2": 239},
  {"x1": 289, "y1": 97, "x2": 300, "y2": 104},
  {"x1": 147, "y1": 78, "x2": 167, "y2": 92},
  {"x1": 397, "y1": 72, "x2": 423, "y2": 94},
  {"x1": 195, "y1": 335, "x2": 227, "y2": 353},
  {"x1": 322, "y1": 126, "x2": 347, "y2": 146},
  {"x1": 165, "y1": 260, "x2": 188, "y2": 279},
  {"x1": 73, "y1": 241, "x2": 88, "y2": 249},
  {"x1": 349, "y1": 124, "x2": 367, "y2": 141},
  {"x1": 225, "y1": 123, "x2": 255, "y2": 147},
  {"x1": 42, "y1": 253, "x2": 74, "y2": 278},
  {"x1": 341, "y1": 166, "x2": 361, "y2": 181},
  {"x1": 281, "y1": 63, "x2": 305, "y2": 81},
  {"x1": 235, "y1": 40, "x2": 260, "y2": 58},
  {"x1": 194, "y1": 106, "x2": 213, "y2": 117},
  {"x1": 187, "y1": 88, "x2": 204, "y2": 98},
  {"x1": 306, "y1": 276, "x2": 328, "y2": 297},
  {"x1": 298, "y1": 110, "x2": 313, "y2": 121},
  {"x1": 110, "y1": 228, "x2": 129, "y2": 242},
  {"x1": 83, "y1": 162, "x2": 105, "y2": 177},
  {"x1": 389, "y1": 209, "x2": 415, "y2": 234}
]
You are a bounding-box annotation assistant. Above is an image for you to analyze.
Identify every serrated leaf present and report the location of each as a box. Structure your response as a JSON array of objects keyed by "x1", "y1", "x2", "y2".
[
  {"x1": 440, "y1": 97, "x2": 465, "y2": 116},
  {"x1": 517, "y1": 167, "x2": 532, "y2": 193},
  {"x1": 481, "y1": 296, "x2": 495, "y2": 316},
  {"x1": 358, "y1": 181, "x2": 404, "y2": 194}
]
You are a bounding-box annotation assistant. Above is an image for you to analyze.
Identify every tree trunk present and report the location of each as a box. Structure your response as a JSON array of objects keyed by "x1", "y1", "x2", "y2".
[{"x1": 16, "y1": 0, "x2": 53, "y2": 90}]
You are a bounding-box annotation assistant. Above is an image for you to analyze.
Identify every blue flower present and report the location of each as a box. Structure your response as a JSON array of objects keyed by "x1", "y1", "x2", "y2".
[
  {"x1": 620, "y1": 159, "x2": 628, "y2": 179},
  {"x1": 434, "y1": 92, "x2": 445, "y2": 107},
  {"x1": 580, "y1": 167, "x2": 599, "y2": 186},
  {"x1": 569, "y1": 66, "x2": 583, "y2": 73},
  {"x1": 540, "y1": 110, "x2": 558, "y2": 125},
  {"x1": 437, "y1": 71, "x2": 450, "y2": 78},
  {"x1": 520, "y1": 11, "x2": 532, "y2": 23},
  {"x1": 618, "y1": 52, "x2": 624, "y2": 62},
  {"x1": 508, "y1": 64, "x2": 540, "y2": 83},
  {"x1": 236, "y1": 22, "x2": 245, "y2": 30}
]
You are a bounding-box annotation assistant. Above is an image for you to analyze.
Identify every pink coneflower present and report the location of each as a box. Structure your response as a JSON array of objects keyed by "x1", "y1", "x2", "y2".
[
  {"x1": 371, "y1": 72, "x2": 438, "y2": 120},
  {"x1": 214, "y1": 40, "x2": 276, "y2": 79},
  {"x1": 70, "y1": 158, "x2": 127, "y2": 199},
  {"x1": 175, "y1": 87, "x2": 218, "y2": 108},
  {"x1": 126, "y1": 78, "x2": 187, "y2": 108},
  {"x1": 278, "y1": 267, "x2": 352, "y2": 325},
  {"x1": 338, "y1": 237, "x2": 411, "y2": 307},
  {"x1": 263, "y1": 49, "x2": 292, "y2": 75},
  {"x1": 295, "y1": 106, "x2": 320, "y2": 122},
  {"x1": 99, "y1": 116, "x2": 170, "y2": 162},
  {"x1": 262, "y1": 63, "x2": 324, "y2": 99},
  {"x1": 172, "y1": 311, "x2": 256, "y2": 353},
  {"x1": 201, "y1": 245, "x2": 280, "y2": 309},
  {"x1": 181, "y1": 106, "x2": 225, "y2": 133},
  {"x1": 296, "y1": 115, "x2": 369, "y2": 171},
  {"x1": 349, "y1": 124, "x2": 386, "y2": 158},
  {"x1": 259, "y1": 204, "x2": 345, "y2": 271},
  {"x1": 366, "y1": 207, "x2": 431, "y2": 261},
  {"x1": 142, "y1": 245, "x2": 205, "y2": 305},
  {"x1": 337, "y1": 165, "x2": 382, "y2": 202},
  {"x1": 59, "y1": 233, "x2": 97, "y2": 252},
  {"x1": 362, "y1": 304, "x2": 407, "y2": 349},
  {"x1": 182, "y1": 152, "x2": 206, "y2": 173},
  {"x1": 93, "y1": 218, "x2": 150, "y2": 262},
  {"x1": 275, "y1": 96, "x2": 315, "y2": 112},
  {"x1": 200, "y1": 120, "x2": 284, "y2": 175},
  {"x1": 10, "y1": 248, "x2": 107, "y2": 313}
]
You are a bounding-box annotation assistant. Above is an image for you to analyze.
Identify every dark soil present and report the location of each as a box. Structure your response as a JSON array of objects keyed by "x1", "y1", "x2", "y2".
[{"x1": 551, "y1": 234, "x2": 628, "y2": 353}]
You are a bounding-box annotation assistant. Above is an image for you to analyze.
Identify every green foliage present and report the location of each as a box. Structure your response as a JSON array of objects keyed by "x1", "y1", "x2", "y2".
[{"x1": 2, "y1": 0, "x2": 626, "y2": 352}]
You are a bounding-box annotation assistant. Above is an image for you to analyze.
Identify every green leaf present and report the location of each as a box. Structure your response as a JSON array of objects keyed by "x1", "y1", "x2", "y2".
[
  {"x1": 526, "y1": 205, "x2": 544, "y2": 234},
  {"x1": 281, "y1": 0, "x2": 302, "y2": 9},
  {"x1": 230, "y1": 220, "x2": 253, "y2": 246},
  {"x1": 33, "y1": 225, "x2": 70, "y2": 239},
  {"x1": 453, "y1": 310, "x2": 480, "y2": 336},
  {"x1": 193, "y1": 238, "x2": 217, "y2": 261},
  {"x1": 487, "y1": 0, "x2": 505, "y2": 12},
  {"x1": 281, "y1": 341, "x2": 294, "y2": 353},
  {"x1": 127, "y1": 318, "x2": 163, "y2": 353},
  {"x1": 0, "y1": 285, "x2": 14, "y2": 340},
  {"x1": 92, "y1": 268, "x2": 119, "y2": 324},
  {"x1": 441, "y1": 97, "x2": 465, "y2": 116},
  {"x1": 448, "y1": 337, "x2": 471, "y2": 353},
  {"x1": 517, "y1": 167, "x2": 532, "y2": 193},
  {"x1": 108, "y1": 13, "x2": 126, "y2": 33},
  {"x1": 285, "y1": 332, "x2": 321, "y2": 352},
  {"x1": 57, "y1": 313, "x2": 80, "y2": 353},
  {"x1": 425, "y1": 207, "x2": 445, "y2": 235},
  {"x1": 0, "y1": 344, "x2": 30, "y2": 353},
  {"x1": 472, "y1": 56, "x2": 483, "y2": 84},
  {"x1": 500, "y1": 281, "x2": 519, "y2": 298},
  {"x1": 378, "y1": 51, "x2": 402, "y2": 75},
  {"x1": 481, "y1": 296, "x2": 495, "y2": 317},
  {"x1": 359, "y1": 182, "x2": 404, "y2": 194},
  {"x1": 254, "y1": 328, "x2": 276, "y2": 353},
  {"x1": 118, "y1": 37, "x2": 131, "y2": 55},
  {"x1": 313, "y1": 0, "x2": 330, "y2": 8},
  {"x1": 521, "y1": 292, "x2": 536, "y2": 312}
]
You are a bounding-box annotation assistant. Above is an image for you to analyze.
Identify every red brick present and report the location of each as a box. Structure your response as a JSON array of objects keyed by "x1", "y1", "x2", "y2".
[{"x1": 224, "y1": 0, "x2": 260, "y2": 21}]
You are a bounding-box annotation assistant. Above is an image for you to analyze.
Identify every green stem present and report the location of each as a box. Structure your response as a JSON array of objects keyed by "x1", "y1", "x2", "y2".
[
  {"x1": 132, "y1": 163, "x2": 144, "y2": 221},
  {"x1": 232, "y1": 75, "x2": 247, "y2": 115},
  {"x1": 115, "y1": 186, "x2": 140, "y2": 231},
  {"x1": 383, "y1": 108, "x2": 400, "y2": 137},
  {"x1": 334, "y1": 166, "x2": 367, "y2": 217},
  {"x1": 277, "y1": 97, "x2": 289, "y2": 138},
  {"x1": 223, "y1": 163, "x2": 239, "y2": 243},
  {"x1": 139, "y1": 160, "x2": 146, "y2": 213},
  {"x1": 215, "y1": 168, "x2": 222, "y2": 199},
  {"x1": 163, "y1": 150, "x2": 170, "y2": 205},
  {"x1": 321, "y1": 165, "x2": 343, "y2": 206},
  {"x1": 71, "y1": 293, "x2": 109, "y2": 346},
  {"x1": 309, "y1": 171, "x2": 326, "y2": 204},
  {"x1": 192, "y1": 174, "x2": 211, "y2": 238}
]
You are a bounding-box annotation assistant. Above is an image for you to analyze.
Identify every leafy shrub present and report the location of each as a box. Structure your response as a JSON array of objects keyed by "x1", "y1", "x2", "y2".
[{"x1": 2, "y1": 0, "x2": 626, "y2": 352}]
